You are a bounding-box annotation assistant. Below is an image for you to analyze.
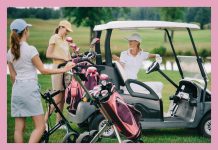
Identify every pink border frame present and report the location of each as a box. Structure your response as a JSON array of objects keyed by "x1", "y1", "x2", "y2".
[{"x1": 0, "y1": 0, "x2": 217, "y2": 149}]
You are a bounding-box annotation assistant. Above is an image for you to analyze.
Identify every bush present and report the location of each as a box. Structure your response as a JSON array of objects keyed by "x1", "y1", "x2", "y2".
[
  {"x1": 150, "y1": 46, "x2": 167, "y2": 56},
  {"x1": 176, "y1": 49, "x2": 210, "y2": 58},
  {"x1": 199, "y1": 48, "x2": 211, "y2": 58},
  {"x1": 183, "y1": 51, "x2": 193, "y2": 56},
  {"x1": 177, "y1": 51, "x2": 184, "y2": 56}
]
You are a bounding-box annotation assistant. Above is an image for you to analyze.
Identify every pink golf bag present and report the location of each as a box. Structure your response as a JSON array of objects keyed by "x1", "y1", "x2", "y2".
[
  {"x1": 100, "y1": 89, "x2": 141, "y2": 140},
  {"x1": 65, "y1": 65, "x2": 99, "y2": 113}
]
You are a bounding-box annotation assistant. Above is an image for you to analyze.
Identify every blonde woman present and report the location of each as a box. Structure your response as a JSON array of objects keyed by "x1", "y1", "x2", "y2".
[
  {"x1": 113, "y1": 33, "x2": 162, "y2": 79},
  {"x1": 7, "y1": 19, "x2": 74, "y2": 143},
  {"x1": 112, "y1": 33, "x2": 163, "y2": 98},
  {"x1": 44, "y1": 20, "x2": 73, "y2": 127}
]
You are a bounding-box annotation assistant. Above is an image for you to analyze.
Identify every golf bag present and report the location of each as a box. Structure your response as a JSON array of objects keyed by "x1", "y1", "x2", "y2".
[
  {"x1": 65, "y1": 65, "x2": 99, "y2": 113},
  {"x1": 100, "y1": 90, "x2": 142, "y2": 140}
]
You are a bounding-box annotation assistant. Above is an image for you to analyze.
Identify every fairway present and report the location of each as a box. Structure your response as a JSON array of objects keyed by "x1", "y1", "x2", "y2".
[{"x1": 7, "y1": 18, "x2": 211, "y2": 60}]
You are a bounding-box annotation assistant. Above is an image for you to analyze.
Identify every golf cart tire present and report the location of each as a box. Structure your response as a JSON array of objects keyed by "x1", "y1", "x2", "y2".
[
  {"x1": 62, "y1": 132, "x2": 78, "y2": 143},
  {"x1": 122, "y1": 140, "x2": 134, "y2": 143},
  {"x1": 89, "y1": 114, "x2": 115, "y2": 137},
  {"x1": 76, "y1": 131, "x2": 95, "y2": 143},
  {"x1": 199, "y1": 113, "x2": 211, "y2": 138}
]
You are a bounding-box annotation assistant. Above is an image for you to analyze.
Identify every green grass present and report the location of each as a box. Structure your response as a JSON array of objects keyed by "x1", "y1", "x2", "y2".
[
  {"x1": 7, "y1": 18, "x2": 211, "y2": 57},
  {"x1": 7, "y1": 71, "x2": 211, "y2": 143},
  {"x1": 7, "y1": 18, "x2": 211, "y2": 143}
]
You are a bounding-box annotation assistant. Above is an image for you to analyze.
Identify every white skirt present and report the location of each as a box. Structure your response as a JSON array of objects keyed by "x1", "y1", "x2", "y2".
[{"x1": 11, "y1": 79, "x2": 44, "y2": 117}]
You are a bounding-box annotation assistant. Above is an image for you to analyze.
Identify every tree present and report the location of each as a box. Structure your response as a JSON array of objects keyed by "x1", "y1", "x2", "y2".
[
  {"x1": 62, "y1": 7, "x2": 129, "y2": 42},
  {"x1": 124, "y1": 8, "x2": 160, "y2": 20},
  {"x1": 194, "y1": 8, "x2": 211, "y2": 29},
  {"x1": 159, "y1": 8, "x2": 185, "y2": 42},
  {"x1": 186, "y1": 7, "x2": 211, "y2": 29},
  {"x1": 7, "y1": 7, "x2": 61, "y2": 20}
]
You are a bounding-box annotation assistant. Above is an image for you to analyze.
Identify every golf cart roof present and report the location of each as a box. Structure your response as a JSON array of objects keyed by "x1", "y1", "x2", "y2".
[{"x1": 93, "y1": 20, "x2": 200, "y2": 31}]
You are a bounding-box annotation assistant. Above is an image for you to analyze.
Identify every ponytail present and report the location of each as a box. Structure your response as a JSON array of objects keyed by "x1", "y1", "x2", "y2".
[{"x1": 10, "y1": 29, "x2": 24, "y2": 61}]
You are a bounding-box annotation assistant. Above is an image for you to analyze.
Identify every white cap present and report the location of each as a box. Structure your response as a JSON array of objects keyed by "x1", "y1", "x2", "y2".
[{"x1": 125, "y1": 33, "x2": 142, "y2": 43}]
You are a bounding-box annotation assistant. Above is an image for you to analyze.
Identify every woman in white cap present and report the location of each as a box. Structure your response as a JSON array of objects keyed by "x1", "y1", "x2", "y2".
[
  {"x1": 112, "y1": 33, "x2": 163, "y2": 97},
  {"x1": 7, "y1": 19, "x2": 74, "y2": 143},
  {"x1": 113, "y1": 33, "x2": 162, "y2": 79},
  {"x1": 45, "y1": 20, "x2": 73, "y2": 127}
]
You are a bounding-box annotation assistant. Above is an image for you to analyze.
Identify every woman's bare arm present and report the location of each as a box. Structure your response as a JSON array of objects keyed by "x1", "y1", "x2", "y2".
[
  {"x1": 8, "y1": 62, "x2": 16, "y2": 85},
  {"x1": 32, "y1": 54, "x2": 74, "y2": 75},
  {"x1": 148, "y1": 53, "x2": 162, "y2": 63},
  {"x1": 148, "y1": 54, "x2": 156, "y2": 59}
]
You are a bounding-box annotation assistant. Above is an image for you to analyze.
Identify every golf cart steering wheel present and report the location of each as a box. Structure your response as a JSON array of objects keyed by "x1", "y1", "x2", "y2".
[{"x1": 146, "y1": 61, "x2": 160, "y2": 74}]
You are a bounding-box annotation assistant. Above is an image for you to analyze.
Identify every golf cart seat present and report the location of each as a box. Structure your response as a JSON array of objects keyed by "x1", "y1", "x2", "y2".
[{"x1": 113, "y1": 61, "x2": 163, "y2": 99}]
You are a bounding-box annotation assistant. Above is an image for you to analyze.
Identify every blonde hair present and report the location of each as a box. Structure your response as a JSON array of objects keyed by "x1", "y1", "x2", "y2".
[
  {"x1": 137, "y1": 42, "x2": 142, "y2": 51},
  {"x1": 10, "y1": 29, "x2": 25, "y2": 61}
]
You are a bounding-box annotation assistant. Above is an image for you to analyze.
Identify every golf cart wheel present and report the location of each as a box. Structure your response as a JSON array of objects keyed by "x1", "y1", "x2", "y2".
[
  {"x1": 89, "y1": 130, "x2": 102, "y2": 142},
  {"x1": 62, "y1": 132, "x2": 78, "y2": 143},
  {"x1": 89, "y1": 114, "x2": 115, "y2": 137},
  {"x1": 76, "y1": 131, "x2": 94, "y2": 143},
  {"x1": 199, "y1": 113, "x2": 211, "y2": 138},
  {"x1": 89, "y1": 130, "x2": 98, "y2": 137},
  {"x1": 122, "y1": 140, "x2": 134, "y2": 143}
]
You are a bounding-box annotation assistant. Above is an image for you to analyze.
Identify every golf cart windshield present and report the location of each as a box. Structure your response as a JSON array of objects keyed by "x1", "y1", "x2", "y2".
[{"x1": 177, "y1": 56, "x2": 208, "y2": 85}]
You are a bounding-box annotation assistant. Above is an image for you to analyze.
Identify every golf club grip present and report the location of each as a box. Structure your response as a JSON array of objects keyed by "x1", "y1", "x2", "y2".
[{"x1": 76, "y1": 58, "x2": 95, "y2": 65}]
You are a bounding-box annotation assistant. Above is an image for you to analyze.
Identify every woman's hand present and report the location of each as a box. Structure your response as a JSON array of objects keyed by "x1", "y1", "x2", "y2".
[
  {"x1": 155, "y1": 54, "x2": 162, "y2": 64},
  {"x1": 64, "y1": 57, "x2": 71, "y2": 61},
  {"x1": 112, "y1": 54, "x2": 120, "y2": 61},
  {"x1": 63, "y1": 61, "x2": 76, "y2": 72},
  {"x1": 8, "y1": 62, "x2": 17, "y2": 85}
]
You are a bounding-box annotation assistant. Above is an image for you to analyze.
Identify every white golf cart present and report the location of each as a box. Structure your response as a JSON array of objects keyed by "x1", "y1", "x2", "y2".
[{"x1": 91, "y1": 20, "x2": 211, "y2": 138}]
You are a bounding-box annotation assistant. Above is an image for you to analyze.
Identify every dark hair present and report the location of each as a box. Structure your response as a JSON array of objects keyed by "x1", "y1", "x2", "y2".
[
  {"x1": 55, "y1": 26, "x2": 61, "y2": 34},
  {"x1": 10, "y1": 29, "x2": 25, "y2": 61}
]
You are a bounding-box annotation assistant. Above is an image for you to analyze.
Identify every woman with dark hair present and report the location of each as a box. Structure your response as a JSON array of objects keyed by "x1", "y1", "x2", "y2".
[
  {"x1": 7, "y1": 19, "x2": 74, "y2": 143},
  {"x1": 44, "y1": 20, "x2": 73, "y2": 128}
]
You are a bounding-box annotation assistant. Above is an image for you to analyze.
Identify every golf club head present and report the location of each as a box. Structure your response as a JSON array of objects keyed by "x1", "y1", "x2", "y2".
[
  {"x1": 87, "y1": 66, "x2": 97, "y2": 74},
  {"x1": 70, "y1": 43, "x2": 78, "y2": 52},
  {"x1": 100, "y1": 74, "x2": 109, "y2": 81},
  {"x1": 66, "y1": 37, "x2": 73, "y2": 43},
  {"x1": 75, "y1": 47, "x2": 80, "y2": 53},
  {"x1": 90, "y1": 38, "x2": 100, "y2": 46}
]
